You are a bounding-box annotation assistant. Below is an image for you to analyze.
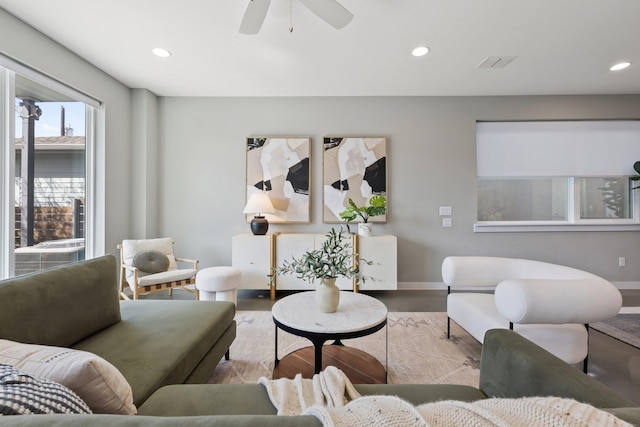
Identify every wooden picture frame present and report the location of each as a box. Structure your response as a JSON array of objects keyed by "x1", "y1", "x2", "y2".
[
  {"x1": 246, "y1": 137, "x2": 311, "y2": 223},
  {"x1": 323, "y1": 137, "x2": 387, "y2": 223}
]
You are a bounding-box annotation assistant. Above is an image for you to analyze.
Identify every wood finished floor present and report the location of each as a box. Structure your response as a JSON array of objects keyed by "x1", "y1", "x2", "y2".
[{"x1": 141, "y1": 288, "x2": 640, "y2": 404}]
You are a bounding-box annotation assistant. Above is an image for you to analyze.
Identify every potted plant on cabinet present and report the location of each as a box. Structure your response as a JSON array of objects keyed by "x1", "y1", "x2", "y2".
[
  {"x1": 339, "y1": 195, "x2": 387, "y2": 236},
  {"x1": 277, "y1": 227, "x2": 372, "y2": 312}
]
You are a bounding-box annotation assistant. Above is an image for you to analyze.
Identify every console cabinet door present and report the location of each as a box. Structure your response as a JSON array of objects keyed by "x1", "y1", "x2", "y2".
[
  {"x1": 357, "y1": 235, "x2": 397, "y2": 290},
  {"x1": 276, "y1": 234, "x2": 316, "y2": 290},
  {"x1": 232, "y1": 234, "x2": 271, "y2": 290},
  {"x1": 276, "y1": 234, "x2": 354, "y2": 290}
]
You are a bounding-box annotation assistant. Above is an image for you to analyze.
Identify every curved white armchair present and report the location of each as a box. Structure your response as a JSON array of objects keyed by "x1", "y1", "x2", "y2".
[{"x1": 442, "y1": 256, "x2": 622, "y2": 371}]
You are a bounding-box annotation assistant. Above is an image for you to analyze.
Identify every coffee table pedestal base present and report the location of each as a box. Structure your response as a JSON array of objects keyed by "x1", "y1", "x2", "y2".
[{"x1": 273, "y1": 345, "x2": 386, "y2": 384}]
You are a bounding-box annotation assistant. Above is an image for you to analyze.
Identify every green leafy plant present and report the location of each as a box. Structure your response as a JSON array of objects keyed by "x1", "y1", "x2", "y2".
[
  {"x1": 277, "y1": 227, "x2": 372, "y2": 283},
  {"x1": 339, "y1": 195, "x2": 387, "y2": 223}
]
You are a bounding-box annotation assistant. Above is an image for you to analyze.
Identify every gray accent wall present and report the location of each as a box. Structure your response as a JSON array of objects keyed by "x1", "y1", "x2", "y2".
[
  {"x1": 3, "y1": 7, "x2": 640, "y2": 286},
  {"x1": 0, "y1": 8, "x2": 132, "y2": 259},
  {"x1": 158, "y1": 96, "x2": 640, "y2": 286}
]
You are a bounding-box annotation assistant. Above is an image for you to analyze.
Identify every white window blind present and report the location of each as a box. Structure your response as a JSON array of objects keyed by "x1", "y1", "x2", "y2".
[{"x1": 477, "y1": 120, "x2": 640, "y2": 177}]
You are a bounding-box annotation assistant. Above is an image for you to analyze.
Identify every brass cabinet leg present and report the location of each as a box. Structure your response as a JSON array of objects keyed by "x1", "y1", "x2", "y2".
[{"x1": 270, "y1": 234, "x2": 277, "y2": 300}]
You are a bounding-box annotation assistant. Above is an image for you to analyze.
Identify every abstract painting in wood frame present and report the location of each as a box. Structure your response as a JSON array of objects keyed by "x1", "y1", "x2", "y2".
[
  {"x1": 323, "y1": 137, "x2": 387, "y2": 223},
  {"x1": 246, "y1": 137, "x2": 310, "y2": 223}
]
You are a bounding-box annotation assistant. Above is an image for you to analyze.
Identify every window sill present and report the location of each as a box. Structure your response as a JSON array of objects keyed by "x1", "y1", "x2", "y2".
[{"x1": 474, "y1": 221, "x2": 640, "y2": 232}]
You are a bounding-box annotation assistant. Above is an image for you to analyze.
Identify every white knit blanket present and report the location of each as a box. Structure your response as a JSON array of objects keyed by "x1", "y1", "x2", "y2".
[
  {"x1": 306, "y1": 395, "x2": 632, "y2": 427},
  {"x1": 258, "y1": 366, "x2": 361, "y2": 416},
  {"x1": 259, "y1": 367, "x2": 632, "y2": 426}
]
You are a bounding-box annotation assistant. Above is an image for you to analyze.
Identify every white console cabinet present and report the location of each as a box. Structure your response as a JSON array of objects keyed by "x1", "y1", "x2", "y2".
[{"x1": 232, "y1": 233, "x2": 397, "y2": 299}]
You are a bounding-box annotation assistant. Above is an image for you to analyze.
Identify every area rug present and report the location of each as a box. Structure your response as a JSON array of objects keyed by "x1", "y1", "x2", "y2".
[
  {"x1": 591, "y1": 313, "x2": 640, "y2": 349},
  {"x1": 209, "y1": 311, "x2": 481, "y2": 386}
]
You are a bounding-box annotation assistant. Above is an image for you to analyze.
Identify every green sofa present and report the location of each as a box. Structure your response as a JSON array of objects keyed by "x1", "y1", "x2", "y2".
[
  {"x1": 1, "y1": 256, "x2": 639, "y2": 425},
  {"x1": 0, "y1": 255, "x2": 236, "y2": 408}
]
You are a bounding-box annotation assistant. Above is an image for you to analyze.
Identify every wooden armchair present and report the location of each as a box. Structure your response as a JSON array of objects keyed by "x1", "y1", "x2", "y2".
[{"x1": 118, "y1": 237, "x2": 199, "y2": 300}]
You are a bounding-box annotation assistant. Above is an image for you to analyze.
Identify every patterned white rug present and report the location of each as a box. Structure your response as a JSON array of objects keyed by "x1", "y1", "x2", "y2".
[{"x1": 209, "y1": 311, "x2": 481, "y2": 386}]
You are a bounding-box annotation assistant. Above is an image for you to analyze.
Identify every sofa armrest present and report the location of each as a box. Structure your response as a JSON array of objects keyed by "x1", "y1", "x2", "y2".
[
  {"x1": 479, "y1": 329, "x2": 634, "y2": 409},
  {"x1": 495, "y1": 278, "x2": 621, "y2": 324}
]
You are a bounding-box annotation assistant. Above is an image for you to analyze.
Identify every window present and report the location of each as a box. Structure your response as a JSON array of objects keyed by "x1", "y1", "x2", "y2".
[
  {"x1": 0, "y1": 58, "x2": 99, "y2": 277},
  {"x1": 475, "y1": 121, "x2": 640, "y2": 232},
  {"x1": 478, "y1": 177, "x2": 568, "y2": 221}
]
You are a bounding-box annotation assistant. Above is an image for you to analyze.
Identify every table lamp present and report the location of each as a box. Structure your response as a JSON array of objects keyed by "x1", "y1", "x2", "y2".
[{"x1": 243, "y1": 193, "x2": 275, "y2": 235}]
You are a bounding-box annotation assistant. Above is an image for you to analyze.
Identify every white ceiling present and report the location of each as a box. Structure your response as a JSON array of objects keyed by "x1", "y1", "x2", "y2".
[{"x1": 1, "y1": 0, "x2": 639, "y2": 97}]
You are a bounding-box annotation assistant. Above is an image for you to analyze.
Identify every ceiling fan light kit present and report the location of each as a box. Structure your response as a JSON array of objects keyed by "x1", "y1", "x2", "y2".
[{"x1": 240, "y1": 0, "x2": 353, "y2": 34}]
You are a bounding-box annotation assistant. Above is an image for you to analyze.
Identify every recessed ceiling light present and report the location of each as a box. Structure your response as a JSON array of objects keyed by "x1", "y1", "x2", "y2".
[
  {"x1": 152, "y1": 48, "x2": 171, "y2": 58},
  {"x1": 412, "y1": 46, "x2": 430, "y2": 57},
  {"x1": 610, "y1": 61, "x2": 631, "y2": 71}
]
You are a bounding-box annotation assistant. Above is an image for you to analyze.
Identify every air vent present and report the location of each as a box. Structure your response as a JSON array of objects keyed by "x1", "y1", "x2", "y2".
[{"x1": 477, "y1": 56, "x2": 518, "y2": 69}]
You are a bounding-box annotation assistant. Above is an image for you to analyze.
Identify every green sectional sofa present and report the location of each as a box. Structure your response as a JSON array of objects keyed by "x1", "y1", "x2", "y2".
[
  {"x1": 1, "y1": 255, "x2": 639, "y2": 425},
  {"x1": 0, "y1": 255, "x2": 236, "y2": 409}
]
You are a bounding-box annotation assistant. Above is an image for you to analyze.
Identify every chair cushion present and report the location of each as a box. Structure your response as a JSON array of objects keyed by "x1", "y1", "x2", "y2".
[
  {"x1": 133, "y1": 250, "x2": 170, "y2": 274},
  {"x1": 137, "y1": 269, "x2": 197, "y2": 287},
  {"x1": 447, "y1": 293, "x2": 508, "y2": 342},
  {"x1": 0, "y1": 339, "x2": 136, "y2": 415},
  {"x1": 0, "y1": 363, "x2": 91, "y2": 415}
]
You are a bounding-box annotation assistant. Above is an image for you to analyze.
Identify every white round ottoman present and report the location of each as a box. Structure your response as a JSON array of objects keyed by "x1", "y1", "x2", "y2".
[{"x1": 196, "y1": 267, "x2": 241, "y2": 305}]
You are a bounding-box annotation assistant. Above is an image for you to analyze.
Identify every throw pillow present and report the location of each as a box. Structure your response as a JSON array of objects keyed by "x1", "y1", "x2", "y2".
[
  {"x1": 132, "y1": 250, "x2": 171, "y2": 274},
  {"x1": 0, "y1": 363, "x2": 91, "y2": 415},
  {"x1": 0, "y1": 339, "x2": 136, "y2": 415}
]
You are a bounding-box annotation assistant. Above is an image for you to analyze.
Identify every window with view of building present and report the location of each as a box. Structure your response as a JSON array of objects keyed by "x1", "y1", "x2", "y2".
[
  {"x1": 475, "y1": 120, "x2": 640, "y2": 232},
  {"x1": 1, "y1": 60, "x2": 98, "y2": 277}
]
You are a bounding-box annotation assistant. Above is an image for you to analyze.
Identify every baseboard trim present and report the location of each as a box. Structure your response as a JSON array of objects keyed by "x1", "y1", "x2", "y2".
[
  {"x1": 399, "y1": 281, "x2": 640, "y2": 291},
  {"x1": 613, "y1": 281, "x2": 640, "y2": 290},
  {"x1": 398, "y1": 282, "x2": 446, "y2": 290}
]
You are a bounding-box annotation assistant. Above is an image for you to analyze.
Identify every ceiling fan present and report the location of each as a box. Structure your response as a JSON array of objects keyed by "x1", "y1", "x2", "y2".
[{"x1": 239, "y1": 0, "x2": 353, "y2": 35}]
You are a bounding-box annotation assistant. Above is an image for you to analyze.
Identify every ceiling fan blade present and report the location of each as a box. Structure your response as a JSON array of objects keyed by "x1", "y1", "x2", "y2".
[
  {"x1": 298, "y1": 0, "x2": 353, "y2": 29},
  {"x1": 239, "y1": 0, "x2": 271, "y2": 35}
]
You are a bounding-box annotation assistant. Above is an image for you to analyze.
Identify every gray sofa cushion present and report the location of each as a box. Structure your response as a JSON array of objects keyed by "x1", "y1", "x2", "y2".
[
  {"x1": 72, "y1": 300, "x2": 235, "y2": 407},
  {"x1": 0, "y1": 255, "x2": 120, "y2": 347},
  {"x1": 138, "y1": 383, "x2": 487, "y2": 417},
  {"x1": 132, "y1": 250, "x2": 170, "y2": 274},
  {"x1": 0, "y1": 414, "x2": 322, "y2": 426}
]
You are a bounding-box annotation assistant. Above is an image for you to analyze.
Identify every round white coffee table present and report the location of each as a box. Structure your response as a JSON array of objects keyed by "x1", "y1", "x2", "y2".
[{"x1": 271, "y1": 291, "x2": 388, "y2": 383}]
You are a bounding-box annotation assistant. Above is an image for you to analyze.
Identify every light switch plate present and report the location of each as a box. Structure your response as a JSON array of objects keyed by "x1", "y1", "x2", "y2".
[
  {"x1": 442, "y1": 218, "x2": 453, "y2": 228},
  {"x1": 439, "y1": 206, "x2": 452, "y2": 216}
]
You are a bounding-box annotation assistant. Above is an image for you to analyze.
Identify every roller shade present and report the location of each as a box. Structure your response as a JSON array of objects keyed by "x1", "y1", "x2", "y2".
[
  {"x1": 0, "y1": 53, "x2": 101, "y2": 109},
  {"x1": 477, "y1": 120, "x2": 640, "y2": 177}
]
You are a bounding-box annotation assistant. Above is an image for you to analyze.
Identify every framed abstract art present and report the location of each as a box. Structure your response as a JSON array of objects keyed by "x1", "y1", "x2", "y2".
[
  {"x1": 246, "y1": 137, "x2": 310, "y2": 223},
  {"x1": 323, "y1": 137, "x2": 387, "y2": 223}
]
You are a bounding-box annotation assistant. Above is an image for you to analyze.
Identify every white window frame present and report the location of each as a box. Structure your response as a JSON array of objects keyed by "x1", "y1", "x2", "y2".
[
  {"x1": 0, "y1": 67, "x2": 15, "y2": 278},
  {"x1": 474, "y1": 120, "x2": 640, "y2": 233},
  {"x1": 0, "y1": 55, "x2": 102, "y2": 278}
]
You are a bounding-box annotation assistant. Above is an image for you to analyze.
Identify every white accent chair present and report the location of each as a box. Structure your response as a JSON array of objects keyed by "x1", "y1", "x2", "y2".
[
  {"x1": 442, "y1": 256, "x2": 622, "y2": 371},
  {"x1": 118, "y1": 238, "x2": 199, "y2": 300}
]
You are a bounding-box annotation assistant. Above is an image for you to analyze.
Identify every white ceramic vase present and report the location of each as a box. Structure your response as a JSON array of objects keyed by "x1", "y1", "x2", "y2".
[
  {"x1": 316, "y1": 277, "x2": 340, "y2": 313},
  {"x1": 358, "y1": 222, "x2": 373, "y2": 236}
]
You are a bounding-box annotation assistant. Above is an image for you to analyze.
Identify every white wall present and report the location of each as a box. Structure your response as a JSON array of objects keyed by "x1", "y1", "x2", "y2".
[
  {"x1": 0, "y1": 8, "x2": 132, "y2": 257},
  {"x1": 158, "y1": 95, "x2": 640, "y2": 286}
]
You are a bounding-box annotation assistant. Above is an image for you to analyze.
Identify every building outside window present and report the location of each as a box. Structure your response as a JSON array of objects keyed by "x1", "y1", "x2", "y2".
[
  {"x1": 475, "y1": 120, "x2": 640, "y2": 232},
  {"x1": 1, "y1": 63, "x2": 98, "y2": 277}
]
